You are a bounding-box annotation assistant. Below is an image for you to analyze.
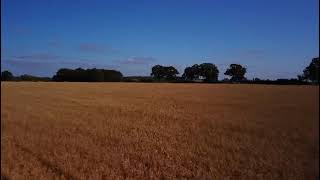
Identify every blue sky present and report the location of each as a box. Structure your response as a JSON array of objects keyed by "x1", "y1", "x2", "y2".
[{"x1": 1, "y1": 0, "x2": 319, "y2": 79}]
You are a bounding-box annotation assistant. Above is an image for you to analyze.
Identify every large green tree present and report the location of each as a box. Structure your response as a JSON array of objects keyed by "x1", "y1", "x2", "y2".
[
  {"x1": 301, "y1": 57, "x2": 319, "y2": 83},
  {"x1": 199, "y1": 63, "x2": 219, "y2": 82},
  {"x1": 224, "y1": 64, "x2": 247, "y2": 82},
  {"x1": 151, "y1": 65, "x2": 165, "y2": 80},
  {"x1": 1, "y1": 70, "x2": 14, "y2": 81},
  {"x1": 151, "y1": 65, "x2": 179, "y2": 80},
  {"x1": 182, "y1": 64, "x2": 200, "y2": 80},
  {"x1": 182, "y1": 63, "x2": 219, "y2": 82}
]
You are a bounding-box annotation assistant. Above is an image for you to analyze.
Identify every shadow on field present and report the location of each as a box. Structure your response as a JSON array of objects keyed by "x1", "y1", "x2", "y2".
[{"x1": 13, "y1": 142, "x2": 78, "y2": 180}]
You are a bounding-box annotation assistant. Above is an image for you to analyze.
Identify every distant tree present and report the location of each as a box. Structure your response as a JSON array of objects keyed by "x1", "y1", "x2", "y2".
[
  {"x1": 75, "y1": 68, "x2": 88, "y2": 82},
  {"x1": 164, "y1": 66, "x2": 179, "y2": 80},
  {"x1": 20, "y1": 74, "x2": 36, "y2": 81},
  {"x1": 222, "y1": 78, "x2": 229, "y2": 82},
  {"x1": 224, "y1": 64, "x2": 247, "y2": 82},
  {"x1": 297, "y1": 75, "x2": 304, "y2": 81},
  {"x1": 301, "y1": 57, "x2": 319, "y2": 83},
  {"x1": 87, "y1": 68, "x2": 104, "y2": 82},
  {"x1": 275, "y1": 78, "x2": 307, "y2": 85},
  {"x1": 182, "y1": 64, "x2": 200, "y2": 80},
  {"x1": 122, "y1": 76, "x2": 153, "y2": 82},
  {"x1": 151, "y1": 65, "x2": 179, "y2": 80},
  {"x1": 199, "y1": 63, "x2": 219, "y2": 82},
  {"x1": 52, "y1": 68, "x2": 123, "y2": 82},
  {"x1": 15, "y1": 74, "x2": 51, "y2": 81},
  {"x1": 1, "y1": 70, "x2": 14, "y2": 81},
  {"x1": 103, "y1": 69, "x2": 123, "y2": 82},
  {"x1": 52, "y1": 75, "x2": 58, "y2": 81},
  {"x1": 253, "y1": 78, "x2": 261, "y2": 81},
  {"x1": 151, "y1": 65, "x2": 165, "y2": 80},
  {"x1": 183, "y1": 63, "x2": 219, "y2": 82},
  {"x1": 182, "y1": 67, "x2": 194, "y2": 80},
  {"x1": 53, "y1": 68, "x2": 72, "y2": 81}
]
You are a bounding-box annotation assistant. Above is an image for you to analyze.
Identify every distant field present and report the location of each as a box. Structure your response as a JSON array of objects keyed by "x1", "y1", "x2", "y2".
[{"x1": 1, "y1": 82, "x2": 319, "y2": 179}]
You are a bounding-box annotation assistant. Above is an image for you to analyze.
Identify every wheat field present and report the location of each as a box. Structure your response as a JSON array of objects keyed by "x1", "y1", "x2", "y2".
[{"x1": 1, "y1": 82, "x2": 319, "y2": 180}]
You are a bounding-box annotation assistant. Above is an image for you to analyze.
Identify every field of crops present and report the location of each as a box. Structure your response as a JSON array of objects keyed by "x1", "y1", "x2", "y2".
[{"x1": 1, "y1": 82, "x2": 319, "y2": 179}]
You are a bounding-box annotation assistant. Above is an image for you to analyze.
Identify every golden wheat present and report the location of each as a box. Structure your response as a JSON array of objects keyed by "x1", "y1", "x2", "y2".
[{"x1": 1, "y1": 82, "x2": 319, "y2": 179}]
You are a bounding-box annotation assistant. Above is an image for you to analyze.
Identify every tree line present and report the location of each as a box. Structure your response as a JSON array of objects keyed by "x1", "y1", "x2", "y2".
[
  {"x1": 1, "y1": 68, "x2": 123, "y2": 82},
  {"x1": 149, "y1": 57, "x2": 319, "y2": 84},
  {"x1": 52, "y1": 68, "x2": 123, "y2": 82},
  {"x1": 1, "y1": 57, "x2": 319, "y2": 84},
  {"x1": 150, "y1": 63, "x2": 246, "y2": 82},
  {"x1": 0, "y1": 72, "x2": 51, "y2": 82}
]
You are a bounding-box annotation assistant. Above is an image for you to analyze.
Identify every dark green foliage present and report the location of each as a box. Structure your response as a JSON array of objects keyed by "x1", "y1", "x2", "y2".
[
  {"x1": 182, "y1": 63, "x2": 219, "y2": 82},
  {"x1": 182, "y1": 67, "x2": 194, "y2": 80},
  {"x1": 301, "y1": 57, "x2": 319, "y2": 83},
  {"x1": 52, "y1": 68, "x2": 123, "y2": 82},
  {"x1": 224, "y1": 64, "x2": 247, "y2": 82},
  {"x1": 122, "y1": 76, "x2": 154, "y2": 82},
  {"x1": 165, "y1": 66, "x2": 180, "y2": 80},
  {"x1": 222, "y1": 78, "x2": 230, "y2": 82},
  {"x1": 151, "y1": 65, "x2": 179, "y2": 80},
  {"x1": 1, "y1": 71, "x2": 14, "y2": 81},
  {"x1": 199, "y1": 63, "x2": 219, "y2": 82},
  {"x1": 18, "y1": 74, "x2": 51, "y2": 81},
  {"x1": 1, "y1": 71, "x2": 51, "y2": 81},
  {"x1": 2, "y1": 57, "x2": 317, "y2": 85},
  {"x1": 240, "y1": 78, "x2": 309, "y2": 85},
  {"x1": 182, "y1": 64, "x2": 200, "y2": 80},
  {"x1": 151, "y1": 65, "x2": 165, "y2": 80},
  {"x1": 297, "y1": 75, "x2": 304, "y2": 81},
  {"x1": 52, "y1": 68, "x2": 74, "y2": 82},
  {"x1": 103, "y1": 70, "x2": 123, "y2": 82},
  {"x1": 87, "y1": 68, "x2": 104, "y2": 82}
]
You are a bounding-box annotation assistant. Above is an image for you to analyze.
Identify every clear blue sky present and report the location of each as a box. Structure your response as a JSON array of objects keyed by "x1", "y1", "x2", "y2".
[{"x1": 1, "y1": 0, "x2": 319, "y2": 79}]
